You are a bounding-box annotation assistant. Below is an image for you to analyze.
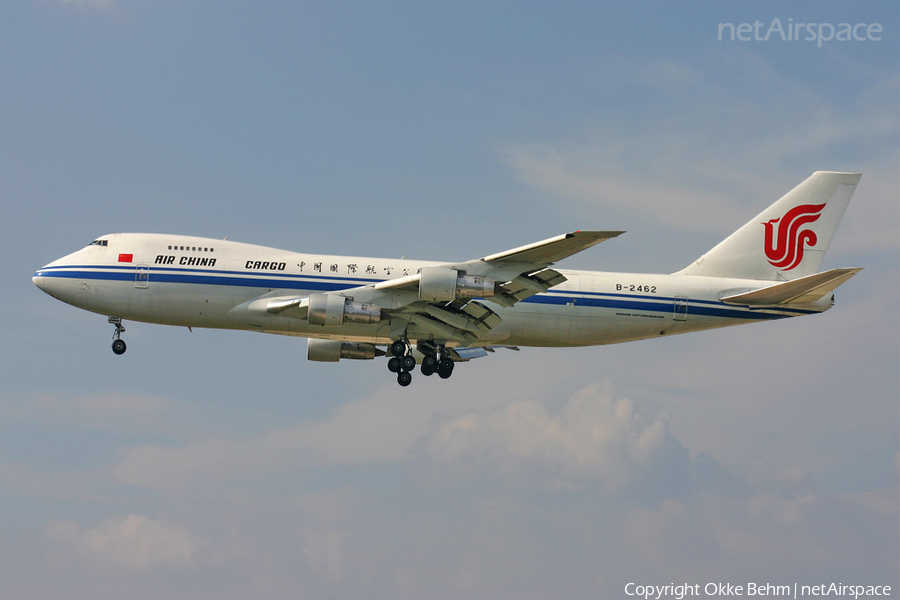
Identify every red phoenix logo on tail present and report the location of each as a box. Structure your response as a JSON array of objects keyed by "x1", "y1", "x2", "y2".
[{"x1": 762, "y1": 203, "x2": 825, "y2": 271}]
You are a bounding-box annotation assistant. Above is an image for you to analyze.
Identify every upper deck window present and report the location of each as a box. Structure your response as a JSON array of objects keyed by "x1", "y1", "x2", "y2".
[{"x1": 166, "y1": 245, "x2": 214, "y2": 252}]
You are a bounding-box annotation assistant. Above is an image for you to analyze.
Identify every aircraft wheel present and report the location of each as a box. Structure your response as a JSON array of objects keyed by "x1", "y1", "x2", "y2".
[
  {"x1": 387, "y1": 356, "x2": 401, "y2": 373},
  {"x1": 401, "y1": 355, "x2": 416, "y2": 371},
  {"x1": 421, "y1": 362, "x2": 435, "y2": 376},
  {"x1": 437, "y1": 358, "x2": 454, "y2": 379},
  {"x1": 390, "y1": 340, "x2": 406, "y2": 357},
  {"x1": 397, "y1": 370, "x2": 412, "y2": 387},
  {"x1": 422, "y1": 355, "x2": 437, "y2": 370},
  {"x1": 112, "y1": 339, "x2": 127, "y2": 355}
]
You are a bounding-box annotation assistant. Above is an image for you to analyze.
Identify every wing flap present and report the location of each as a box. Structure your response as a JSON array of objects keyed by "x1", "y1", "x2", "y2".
[
  {"x1": 721, "y1": 268, "x2": 862, "y2": 306},
  {"x1": 452, "y1": 347, "x2": 489, "y2": 360},
  {"x1": 459, "y1": 300, "x2": 503, "y2": 330},
  {"x1": 490, "y1": 269, "x2": 567, "y2": 307},
  {"x1": 420, "y1": 304, "x2": 485, "y2": 333},
  {"x1": 407, "y1": 313, "x2": 477, "y2": 345},
  {"x1": 395, "y1": 299, "x2": 502, "y2": 343}
]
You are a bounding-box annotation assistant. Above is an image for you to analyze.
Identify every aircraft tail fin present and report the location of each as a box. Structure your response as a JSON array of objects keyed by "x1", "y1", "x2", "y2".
[{"x1": 679, "y1": 171, "x2": 861, "y2": 281}]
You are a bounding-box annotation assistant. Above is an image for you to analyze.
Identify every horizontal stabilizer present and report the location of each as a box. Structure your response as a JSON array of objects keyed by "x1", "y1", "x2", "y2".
[{"x1": 721, "y1": 268, "x2": 862, "y2": 306}]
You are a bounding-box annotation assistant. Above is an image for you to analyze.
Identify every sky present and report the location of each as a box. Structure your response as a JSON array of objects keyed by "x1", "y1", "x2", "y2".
[{"x1": 1, "y1": 1, "x2": 898, "y2": 599}]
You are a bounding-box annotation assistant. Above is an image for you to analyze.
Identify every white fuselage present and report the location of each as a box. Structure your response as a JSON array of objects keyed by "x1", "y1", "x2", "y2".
[{"x1": 33, "y1": 233, "x2": 829, "y2": 349}]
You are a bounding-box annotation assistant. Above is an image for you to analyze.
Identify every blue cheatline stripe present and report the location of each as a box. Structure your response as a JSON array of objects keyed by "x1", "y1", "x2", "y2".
[
  {"x1": 35, "y1": 267, "x2": 348, "y2": 292},
  {"x1": 522, "y1": 293, "x2": 793, "y2": 320},
  {"x1": 542, "y1": 287, "x2": 812, "y2": 316},
  {"x1": 33, "y1": 266, "x2": 808, "y2": 321},
  {"x1": 34, "y1": 263, "x2": 382, "y2": 285},
  {"x1": 34, "y1": 265, "x2": 363, "y2": 292}
]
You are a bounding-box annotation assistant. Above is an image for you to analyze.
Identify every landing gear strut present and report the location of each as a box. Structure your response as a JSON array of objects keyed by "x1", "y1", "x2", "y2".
[
  {"x1": 389, "y1": 340, "x2": 407, "y2": 358},
  {"x1": 109, "y1": 316, "x2": 127, "y2": 355}
]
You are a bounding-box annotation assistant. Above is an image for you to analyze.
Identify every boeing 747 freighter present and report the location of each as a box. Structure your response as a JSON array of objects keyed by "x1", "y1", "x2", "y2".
[{"x1": 33, "y1": 172, "x2": 862, "y2": 386}]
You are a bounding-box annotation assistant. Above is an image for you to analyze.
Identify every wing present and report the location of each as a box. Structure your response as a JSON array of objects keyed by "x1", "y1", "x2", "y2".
[
  {"x1": 255, "y1": 230, "x2": 623, "y2": 345},
  {"x1": 479, "y1": 230, "x2": 624, "y2": 266},
  {"x1": 372, "y1": 230, "x2": 623, "y2": 304}
]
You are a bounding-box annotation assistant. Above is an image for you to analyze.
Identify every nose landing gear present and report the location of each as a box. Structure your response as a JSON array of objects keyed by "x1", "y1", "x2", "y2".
[{"x1": 109, "y1": 316, "x2": 127, "y2": 355}]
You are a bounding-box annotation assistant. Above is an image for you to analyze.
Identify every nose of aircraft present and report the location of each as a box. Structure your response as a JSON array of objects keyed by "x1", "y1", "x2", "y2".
[
  {"x1": 33, "y1": 253, "x2": 82, "y2": 303},
  {"x1": 33, "y1": 244, "x2": 95, "y2": 302},
  {"x1": 33, "y1": 264, "x2": 67, "y2": 300}
]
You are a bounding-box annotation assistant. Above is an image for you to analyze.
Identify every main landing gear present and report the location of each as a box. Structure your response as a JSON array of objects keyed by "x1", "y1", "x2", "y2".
[
  {"x1": 386, "y1": 340, "x2": 414, "y2": 387},
  {"x1": 386, "y1": 340, "x2": 454, "y2": 386},
  {"x1": 109, "y1": 316, "x2": 127, "y2": 355}
]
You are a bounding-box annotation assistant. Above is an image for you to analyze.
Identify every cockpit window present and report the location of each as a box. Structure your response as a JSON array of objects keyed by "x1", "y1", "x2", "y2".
[{"x1": 89, "y1": 240, "x2": 109, "y2": 247}]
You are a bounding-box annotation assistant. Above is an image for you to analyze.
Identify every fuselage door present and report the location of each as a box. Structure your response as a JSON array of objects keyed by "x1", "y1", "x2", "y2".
[
  {"x1": 135, "y1": 265, "x2": 150, "y2": 289},
  {"x1": 673, "y1": 296, "x2": 688, "y2": 321},
  {"x1": 565, "y1": 273, "x2": 580, "y2": 305}
]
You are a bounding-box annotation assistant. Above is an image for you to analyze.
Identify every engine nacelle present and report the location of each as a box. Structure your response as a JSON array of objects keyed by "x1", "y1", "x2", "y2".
[
  {"x1": 307, "y1": 339, "x2": 379, "y2": 362},
  {"x1": 419, "y1": 267, "x2": 496, "y2": 302},
  {"x1": 307, "y1": 293, "x2": 382, "y2": 326},
  {"x1": 457, "y1": 274, "x2": 497, "y2": 299},
  {"x1": 343, "y1": 300, "x2": 382, "y2": 324}
]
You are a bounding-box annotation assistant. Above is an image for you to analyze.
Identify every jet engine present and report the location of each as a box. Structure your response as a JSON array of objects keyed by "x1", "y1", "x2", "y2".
[
  {"x1": 307, "y1": 293, "x2": 381, "y2": 326},
  {"x1": 307, "y1": 339, "x2": 381, "y2": 362},
  {"x1": 418, "y1": 266, "x2": 496, "y2": 302}
]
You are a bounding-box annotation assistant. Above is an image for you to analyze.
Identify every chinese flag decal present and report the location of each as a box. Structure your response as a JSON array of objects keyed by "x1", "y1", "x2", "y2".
[{"x1": 118, "y1": 254, "x2": 134, "y2": 263}]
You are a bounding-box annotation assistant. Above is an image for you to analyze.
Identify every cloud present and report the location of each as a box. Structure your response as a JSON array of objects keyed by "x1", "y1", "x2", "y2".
[
  {"x1": 2, "y1": 390, "x2": 187, "y2": 442},
  {"x1": 499, "y1": 53, "x2": 899, "y2": 244},
  {"x1": 109, "y1": 380, "x2": 697, "y2": 500},
  {"x1": 420, "y1": 383, "x2": 689, "y2": 495},
  {"x1": 5, "y1": 390, "x2": 175, "y2": 422},
  {"x1": 107, "y1": 365, "x2": 611, "y2": 494},
  {"x1": 39, "y1": 382, "x2": 899, "y2": 598},
  {"x1": 500, "y1": 142, "x2": 749, "y2": 234},
  {"x1": 1, "y1": 462, "x2": 101, "y2": 502},
  {"x1": 45, "y1": 514, "x2": 214, "y2": 571},
  {"x1": 110, "y1": 385, "x2": 439, "y2": 491},
  {"x1": 302, "y1": 529, "x2": 350, "y2": 584},
  {"x1": 37, "y1": 391, "x2": 173, "y2": 413}
]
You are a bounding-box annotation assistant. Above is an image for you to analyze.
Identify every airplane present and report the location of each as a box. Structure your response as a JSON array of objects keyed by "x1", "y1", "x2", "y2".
[{"x1": 33, "y1": 171, "x2": 862, "y2": 386}]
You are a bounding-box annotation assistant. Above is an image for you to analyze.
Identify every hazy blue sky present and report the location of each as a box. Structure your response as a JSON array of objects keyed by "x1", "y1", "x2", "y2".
[{"x1": 1, "y1": 1, "x2": 897, "y2": 598}]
